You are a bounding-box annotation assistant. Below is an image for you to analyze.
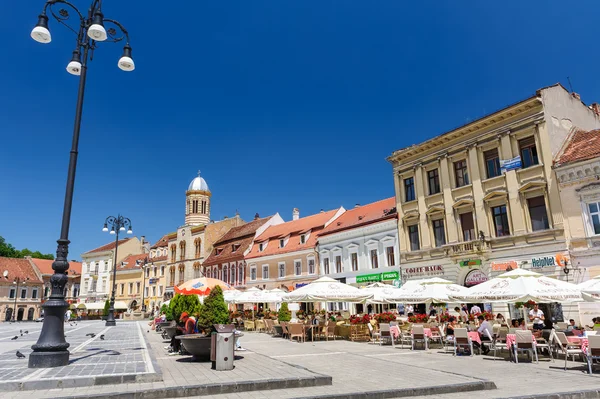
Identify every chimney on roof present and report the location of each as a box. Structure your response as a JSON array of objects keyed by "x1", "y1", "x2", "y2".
[
  {"x1": 293, "y1": 208, "x2": 300, "y2": 220},
  {"x1": 254, "y1": 213, "x2": 260, "y2": 220},
  {"x1": 320, "y1": 209, "x2": 324, "y2": 213},
  {"x1": 223, "y1": 216, "x2": 228, "y2": 220},
  {"x1": 591, "y1": 103, "x2": 600, "y2": 117},
  {"x1": 141, "y1": 236, "x2": 145, "y2": 244},
  {"x1": 355, "y1": 204, "x2": 360, "y2": 208},
  {"x1": 572, "y1": 92, "x2": 581, "y2": 101}
]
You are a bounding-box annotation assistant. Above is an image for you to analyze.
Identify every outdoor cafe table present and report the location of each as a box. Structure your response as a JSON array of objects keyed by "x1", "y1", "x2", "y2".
[
  {"x1": 390, "y1": 326, "x2": 400, "y2": 339},
  {"x1": 303, "y1": 324, "x2": 320, "y2": 342},
  {"x1": 468, "y1": 331, "x2": 481, "y2": 345},
  {"x1": 567, "y1": 336, "x2": 589, "y2": 353}
]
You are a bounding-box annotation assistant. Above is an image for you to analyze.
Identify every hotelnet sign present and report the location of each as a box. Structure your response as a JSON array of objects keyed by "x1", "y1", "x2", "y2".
[{"x1": 403, "y1": 265, "x2": 444, "y2": 278}]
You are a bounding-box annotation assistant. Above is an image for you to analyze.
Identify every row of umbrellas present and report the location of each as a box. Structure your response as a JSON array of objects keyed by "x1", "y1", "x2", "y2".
[{"x1": 168, "y1": 268, "x2": 600, "y2": 307}]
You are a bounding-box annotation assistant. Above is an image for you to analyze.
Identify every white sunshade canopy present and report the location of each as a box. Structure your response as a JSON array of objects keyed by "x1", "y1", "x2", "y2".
[
  {"x1": 383, "y1": 277, "x2": 468, "y2": 303},
  {"x1": 360, "y1": 282, "x2": 401, "y2": 304},
  {"x1": 450, "y1": 268, "x2": 583, "y2": 304},
  {"x1": 80, "y1": 301, "x2": 128, "y2": 310},
  {"x1": 578, "y1": 276, "x2": 600, "y2": 301},
  {"x1": 282, "y1": 276, "x2": 373, "y2": 303},
  {"x1": 228, "y1": 287, "x2": 282, "y2": 304}
]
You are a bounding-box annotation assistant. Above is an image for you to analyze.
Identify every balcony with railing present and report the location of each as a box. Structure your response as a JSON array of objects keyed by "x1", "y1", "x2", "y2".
[{"x1": 443, "y1": 239, "x2": 490, "y2": 257}]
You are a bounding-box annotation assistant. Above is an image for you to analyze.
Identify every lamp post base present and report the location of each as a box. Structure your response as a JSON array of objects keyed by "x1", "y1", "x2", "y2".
[
  {"x1": 28, "y1": 350, "x2": 70, "y2": 368},
  {"x1": 105, "y1": 320, "x2": 116, "y2": 326},
  {"x1": 105, "y1": 309, "x2": 116, "y2": 326}
]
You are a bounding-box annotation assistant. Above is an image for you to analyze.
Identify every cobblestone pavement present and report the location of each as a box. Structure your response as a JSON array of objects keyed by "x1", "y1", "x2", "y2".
[
  {"x1": 0, "y1": 319, "x2": 156, "y2": 390},
  {"x1": 198, "y1": 332, "x2": 600, "y2": 399}
]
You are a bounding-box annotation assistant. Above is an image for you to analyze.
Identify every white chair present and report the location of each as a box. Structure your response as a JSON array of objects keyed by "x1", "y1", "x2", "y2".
[
  {"x1": 586, "y1": 335, "x2": 600, "y2": 375},
  {"x1": 493, "y1": 327, "x2": 508, "y2": 360},
  {"x1": 367, "y1": 322, "x2": 380, "y2": 344},
  {"x1": 553, "y1": 331, "x2": 583, "y2": 370},
  {"x1": 411, "y1": 325, "x2": 428, "y2": 350},
  {"x1": 556, "y1": 322, "x2": 568, "y2": 330},
  {"x1": 379, "y1": 323, "x2": 395, "y2": 347},
  {"x1": 514, "y1": 330, "x2": 538, "y2": 364},
  {"x1": 429, "y1": 326, "x2": 443, "y2": 347},
  {"x1": 453, "y1": 328, "x2": 473, "y2": 356}
]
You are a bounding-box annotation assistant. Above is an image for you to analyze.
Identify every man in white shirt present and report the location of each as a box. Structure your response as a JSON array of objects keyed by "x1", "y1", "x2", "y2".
[
  {"x1": 406, "y1": 304, "x2": 414, "y2": 315},
  {"x1": 528, "y1": 304, "x2": 545, "y2": 330},
  {"x1": 476, "y1": 315, "x2": 492, "y2": 354},
  {"x1": 470, "y1": 304, "x2": 481, "y2": 315}
]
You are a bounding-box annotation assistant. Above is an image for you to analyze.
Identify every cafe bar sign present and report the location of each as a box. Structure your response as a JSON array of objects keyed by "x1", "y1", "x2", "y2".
[
  {"x1": 403, "y1": 265, "x2": 444, "y2": 278},
  {"x1": 356, "y1": 271, "x2": 400, "y2": 283},
  {"x1": 459, "y1": 259, "x2": 481, "y2": 267}
]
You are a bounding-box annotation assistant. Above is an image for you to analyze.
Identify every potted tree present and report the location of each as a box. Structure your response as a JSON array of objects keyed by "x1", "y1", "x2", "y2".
[
  {"x1": 101, "y1": 300, "x2": 110, "y2": 321},
  {"x1": 177, "y1": 286, "x2": 229, "y2": 360},
  {"x1": 273, "y1": 303, "x2": 291, "y2": 337}
]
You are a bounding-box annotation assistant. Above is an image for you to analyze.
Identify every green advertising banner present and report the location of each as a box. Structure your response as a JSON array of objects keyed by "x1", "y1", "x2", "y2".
[
  {"x1": 382, "y1": 271, "x2": 399, "y2": 280},
  {"x1": 356, "y1": 273, "x2": 382, "y2": 283},
  {"x1": 459, "y1": 259, "x2": 481, "y2": 267}
]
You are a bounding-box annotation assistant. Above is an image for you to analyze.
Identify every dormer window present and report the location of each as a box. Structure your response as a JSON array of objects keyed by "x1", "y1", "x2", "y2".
[
  {"x1": 232, "y1": 244, "x2": 240, "y2": 252},
  {"x1": 259, "y1": 243, "x2": 264, "y2": 252},
  {"x1": 216, "y1": 248, "x2": 223, "y2": 255},
  {"x1": 279, "y1": 239, "x2": 285, "y2": 248},
  {"x1": 300, "y1": 235, "x2": 306, "y2": 244}
]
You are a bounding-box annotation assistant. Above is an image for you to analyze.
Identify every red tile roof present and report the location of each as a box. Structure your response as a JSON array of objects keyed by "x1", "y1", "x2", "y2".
[
  {"x1": 84, "y1": 238, "x2": 132, "y2": 254},
  {"x1": 0, "y1": 257, "x2": 43, "y2": 283},
  {"x1": 556, "y1": 129, "x2": 600, "y2": 165},
  {"x1": 118, "y1": 253, "x2": 148, "y2": 271},
  {"x1": 151, "y1": 255, "x2": 168, "y2": 262},
  {"x1": 30, "y1": 258, "x2": 82, "y2": 276},
  {"x1": 204, "y1": 217, "x2": 271, "y2": 266},
  {"x1": 151, "y1": 235, "x2": 170, "y2": 249},
  {"x1": 246, "y1": 209, "x2": 340, "y2": 259},
  {"x1": 319, "y1": 197, "x2": 397, "y2": 237}
]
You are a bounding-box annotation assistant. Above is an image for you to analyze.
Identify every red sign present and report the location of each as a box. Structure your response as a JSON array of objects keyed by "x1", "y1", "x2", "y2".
[
  {"x1": 464, "y1": 269, "x2": 488, "y2": 287},
  {"x1": 491, "y1": 261, "x2": 518, "y2": 271}
]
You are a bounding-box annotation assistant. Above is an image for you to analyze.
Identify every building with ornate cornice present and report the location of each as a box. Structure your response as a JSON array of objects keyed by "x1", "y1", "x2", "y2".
[
  {"x1": 388, "y1": 84, "x2": 600, "y2": 319},
  {"x1": 163, "y1": 174, "x2": 244, "y2": 299},
  {"x1": 554, "y1": 125, "x2": 600, "y2": 284}
]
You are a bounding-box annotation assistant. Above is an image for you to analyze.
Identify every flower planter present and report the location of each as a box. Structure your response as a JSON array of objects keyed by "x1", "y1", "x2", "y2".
[
  {"x1": 163, "y1": 326, "x2": 179, "y2": 339},
  {"x1": 273, "y1": 325, "x2": 283, "y2": 337},
  {"x1": 176, "y1": 334, "x2": 212, "y2": 361}
]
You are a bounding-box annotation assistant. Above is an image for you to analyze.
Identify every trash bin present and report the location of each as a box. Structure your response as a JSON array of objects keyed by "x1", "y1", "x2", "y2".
[{"x1": 212, "y1": 324, "x2": 235, "y2": 371}]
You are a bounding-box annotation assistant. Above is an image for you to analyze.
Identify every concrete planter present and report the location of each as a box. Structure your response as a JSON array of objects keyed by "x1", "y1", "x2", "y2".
[
  {"x1": 176, "y1": 334, "x2": 212, "y2": 360},
  {"x1": 273, "y1": 325, "x2": 283, "y2": 337},
  {"x1": 163, "y1": 326, "x2": 179, "y2": 339}
]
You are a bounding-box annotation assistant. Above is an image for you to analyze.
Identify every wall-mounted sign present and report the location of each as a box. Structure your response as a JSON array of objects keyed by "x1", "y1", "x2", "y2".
[
  {"x1": 148, "y1": 278, "x2": 160, "y2": 285},
  {"x1": 491, "y1": 261, "x2": 518, "y2": 271},
  {"x1": 356, "y1": 271, "x2": 400, "y2": 284},
  {"x1": 403, "y1": 265, "x2": 444, "y2": 278},
  {"x1": 295, "y1": 283, "x2": 308, "y2": 289},
  {"x1": 392, "y1": 279, "x2": 401, "y2": 288},
  {"x1": 356, "y1": 273, "x2": 382, "y2": 283},
  {"x1": 464, "y1": 269, "x2": 488, "y2": 287},
  {"x1": 500, "y1": 156, "x2": 522, "y2": 174},
  {"x1": 459, "y1": 259, "x2": 481, "y2": 267},
  {"x1": 531, "y1": 256, "x2": 557, "y2": 268}
]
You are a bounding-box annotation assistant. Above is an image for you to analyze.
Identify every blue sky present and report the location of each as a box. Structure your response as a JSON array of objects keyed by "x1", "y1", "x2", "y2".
[{"x1": 1, "y1": 1, "x2": 599, "y2": 260}]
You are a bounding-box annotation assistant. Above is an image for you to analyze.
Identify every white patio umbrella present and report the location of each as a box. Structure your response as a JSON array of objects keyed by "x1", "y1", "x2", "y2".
[
  {"x1": 578, "y1": 276, "x2": 600, "y2": 301},
  {"x1": 449, "y1": 268, "x2": 583, "y2": 303},
  {"x1": 282, "y1": 276, "x2": 373, "y2": 303},
  {"x1": 361, "y1": 282, "x2": 400, "y2": 304},
  {"x1": 382, "y1": 277, "x2": 468, "y2": 303},
  {"x1": 223, "y1": 289, "x2": 242, "y2": 303},
  {"x1": 231, "y1": 287, "x2": 282, "y2": 304}
]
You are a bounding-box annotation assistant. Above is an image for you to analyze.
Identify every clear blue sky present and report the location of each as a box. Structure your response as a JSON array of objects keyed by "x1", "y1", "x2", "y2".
[{"x1": 1, "y1": 1, "x2": 599, "y2": 260}]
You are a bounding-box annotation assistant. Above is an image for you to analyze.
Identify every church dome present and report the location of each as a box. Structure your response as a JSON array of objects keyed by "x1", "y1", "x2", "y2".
[{"x1": 187, "y1": 173, "x2": 210, "y2": 192}]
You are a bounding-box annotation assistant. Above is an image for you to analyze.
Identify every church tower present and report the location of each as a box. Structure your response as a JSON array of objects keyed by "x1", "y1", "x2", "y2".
[{"x1": 185, "y1": 171, "x2": 211, "y2": 226}]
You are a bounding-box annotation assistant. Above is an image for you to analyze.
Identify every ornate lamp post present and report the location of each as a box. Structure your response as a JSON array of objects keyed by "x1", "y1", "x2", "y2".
[
  {"x1": 102, "y1": 215, "x2": 133, "y2": 326},
  {"x1": 28, "y1": 0, "x2": 134, "y2": 368},
  {"x1": 140, "y1": 258, "x2": 148, "y2": 312}
]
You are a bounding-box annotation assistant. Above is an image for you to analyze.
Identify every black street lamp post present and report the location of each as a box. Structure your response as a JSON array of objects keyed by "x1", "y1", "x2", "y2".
[
  {"x1": 103, "y1": 215, "x2": 133, "y2": 326},
  {"x1": 141, "y1": 259, "x2": 148, "y2": 313},
  {"x1": 28, "y1": 0, "x2": 134, "y2": 369}
]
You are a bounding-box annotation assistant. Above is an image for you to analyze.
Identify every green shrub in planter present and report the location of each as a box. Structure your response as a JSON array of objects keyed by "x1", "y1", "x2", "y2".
[
  {"x1": 278, "y1": 302, "x2": 291, "y2": 322},
  {"x1": 196, "y1": 286, "x2": 229, "y2": 335}
]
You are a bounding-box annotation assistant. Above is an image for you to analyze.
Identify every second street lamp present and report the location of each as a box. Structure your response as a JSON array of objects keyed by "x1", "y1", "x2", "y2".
[
  {"x1": 103, "y1": 215, "x2": 132, "y2": 326},
  {"x1": 28, "y1": 0, "x2": 135, "y2": 369}
]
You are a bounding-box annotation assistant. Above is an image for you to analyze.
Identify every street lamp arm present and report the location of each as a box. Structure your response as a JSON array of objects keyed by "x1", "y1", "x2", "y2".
[
  {"x1": 103, "y1": 18, "x2": 130, "y2": 44},
  {"x1": 44, "y1": 1, "x2": 85, "y2": 37}
]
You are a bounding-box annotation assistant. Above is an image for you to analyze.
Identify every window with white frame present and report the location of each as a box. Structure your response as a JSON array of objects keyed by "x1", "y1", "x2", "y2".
[
  {"x1": 137, "y1": 281, "x2": 141, "y2": 293},
  {"x1": 129, "y1": 282, "x2": 133, "y2": 294},
  {"x1": 323, "y1": 258, "x2": 330, "y2": 274},
  {"x1": 294, "y1": 260, "x2": 302, "y2": 276},
  {"x1": 279, "y1": 239, "x2": 285, "y2": 248},
  {"x1": 588, "y1": 202, "x2": 600, "y2": 235},
  {"x1": 32, "y1": 288, "x2": 38, "y2": 299},
  {"x1": 250, "y1": 266, "x2": 257, "y2": 281},
  {"x1": 351, "y1": 252, "x2": 358, "y2": 271},
  {"x1": 300, "y1": 234, "x2": 306, "y2": 244},
  {"x1": 120, "y1": 284, "x2": 124, "y2": 295},
  {"x1": 152, "y1": 286, "x2": 157, "y2": 296},
  {"x1": 9, "y1": 288, "x2": 15, "y2": 299},
  {"x1": 335, "y1": 255, "x2": 342, "y2": 273},
  {"x1": 370, "y1": 249, "x2": 379, "y2": 269},
  {"x1": 238, "y1": 265, "x2": 244, "y2": 284},
  {"x1": 262, "y1": 265, "x2": 269, "y2": 280},
  {"x1": 20, "y1": 288, "x2": 27, "y2": 299},
  {"x1": 386, "y1": 246, "x2": 395, "y2": 266},
  {"x1": 308, "y1": 258, "x2": 315, "y2": 274},
  {"x1": 278, "y1": 262, "x2": 285, "y2": 278},
  {"x1": 145, "y1": 287, "x2": 149, "y2": 297}
]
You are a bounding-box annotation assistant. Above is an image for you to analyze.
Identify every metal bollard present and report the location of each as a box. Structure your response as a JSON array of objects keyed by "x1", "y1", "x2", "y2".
[{"x1": 215, "y1": 332, "x2": 235, "y2": 371}]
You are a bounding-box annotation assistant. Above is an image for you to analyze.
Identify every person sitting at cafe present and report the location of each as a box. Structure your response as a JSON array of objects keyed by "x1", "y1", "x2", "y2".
[
  {"x1": 475, "y1": 315, "x2": 491, "y2": 355},
  {"x1": 511, "y1": 319, "x2": 519, "y2": 328},
  {"x1": 528, "y1": 303, "x2": 545, "y2": 331},
  {"x1": 585, "y1": 318, "x2": 597, "y2": 330},
  {"x1": 445, "y1": 316, "x2": 458, "y2": 339},
  {"x1": 518, "y1": 318, "x2": 527, "y2": 330},
  {"x1": 496, "y1": 313, "x2": 506, "y2": 325},
  {"x1": 166, "y1": 312, "x2": 196, "y2": 355}
]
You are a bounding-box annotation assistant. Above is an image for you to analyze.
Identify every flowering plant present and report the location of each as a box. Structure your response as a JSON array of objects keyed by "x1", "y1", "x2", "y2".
[
  {"x1": 408, "y1": 313, "x2": 429, "y2": 323},
  {"x1": 439, "y1": 312, "x2": 451, "y2": 322},
  {"x1": 374, "y1": 312, "x2": 396, "y2": 323},
  {"x1": 350, "y1": 314, "x2": 371, "y2": 324},
  {"x1": 515, "y1": 300, "x2": 536, "y2": 309}
]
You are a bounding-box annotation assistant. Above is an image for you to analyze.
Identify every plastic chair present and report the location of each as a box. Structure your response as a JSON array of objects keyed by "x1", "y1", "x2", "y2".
[
  {"x1": 514, "y1": 330, "x2": 538, "y2": 364},
  {"x1": 379, "y1": 323, "x2": 395, "y2": 347},
  {"x1": 586, "y1": 335, "x2": 600, "y2": 374},
  {"x1": 411, "y1": 325, "x2": 428, "y2": 350},
  {"x1": 453, "y1": 328, "x2": 473, "y2": 356}
]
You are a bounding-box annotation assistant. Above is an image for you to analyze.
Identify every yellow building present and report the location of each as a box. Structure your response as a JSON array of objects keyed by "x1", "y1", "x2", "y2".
[
  {"x1": 114, "y1": 253, "x2": 147, "y2": 312},
  {"x1": 387, "y1": 84, "x2": 600, "y2": 319}
]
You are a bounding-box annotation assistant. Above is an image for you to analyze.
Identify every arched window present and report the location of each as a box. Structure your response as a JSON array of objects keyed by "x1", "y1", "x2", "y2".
[
  {"x1": 170, "y1": 244, "x2": 177, "y2": 263},
  {"x1": 230, "y1": 266, "x2": 236, "y2": 285},
  {"x1": 169, "y1": 266, "x2": 176, "y2": 286},
  {"x1": 206, "y1": 268, "x2": 211, "y2": 278},
  {"x1": 238, "y1": 265, "x2": 244, "y2": 285},
  {"x1": 194, "y1": 238, "x2": 202, "y2": 258},
  {"x1": 178, "y1": 264, "x2": 185, "y2": 283},
  {"x1": 223, "y1": 265, "x2": 228, "y2": 283},
  {"x1": 179, "y1": 241, "x2": 186, "y2": 261},
  {"x1": 201, "y1": 200, "x2": 207, "y2": 214},
  {"x1": 193, "y1": 262, "x2": 201, "y2": 279}
]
